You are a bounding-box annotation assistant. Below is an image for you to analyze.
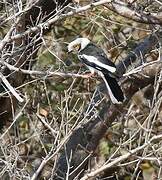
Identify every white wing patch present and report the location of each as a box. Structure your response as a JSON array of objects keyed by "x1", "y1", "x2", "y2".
[{"x1": 79, "y1": 54, "x2": 116, "y2": 73}]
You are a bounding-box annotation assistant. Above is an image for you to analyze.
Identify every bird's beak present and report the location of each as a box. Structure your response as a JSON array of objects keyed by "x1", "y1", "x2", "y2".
[{"x1": 68, "y1": 50, "x2": 72, "y2": 54}]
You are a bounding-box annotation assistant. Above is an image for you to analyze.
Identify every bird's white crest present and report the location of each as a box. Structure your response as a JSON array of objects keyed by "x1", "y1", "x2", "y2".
[{"x1": 68, "y1": 38, "x2": 90, "y2": 52}]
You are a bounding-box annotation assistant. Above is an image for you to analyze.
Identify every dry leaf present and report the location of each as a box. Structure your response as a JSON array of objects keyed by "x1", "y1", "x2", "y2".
[{"x1": 39, "y1": 108, "x2": 49, "y2": 117}]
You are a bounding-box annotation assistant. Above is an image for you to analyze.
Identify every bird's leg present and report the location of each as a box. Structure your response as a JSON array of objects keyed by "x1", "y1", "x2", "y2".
[
  {"x1": 82, "y1": 67, "x2": 96, "y2": 78},
  {"x1": 82, "y1": 72, "x2": 96, "y2": 78}
]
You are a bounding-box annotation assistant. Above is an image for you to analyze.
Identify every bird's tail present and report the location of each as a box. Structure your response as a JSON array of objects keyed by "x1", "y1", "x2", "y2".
[{"x1": 101, "y1": 73, "x2": 124, "y2": 104}]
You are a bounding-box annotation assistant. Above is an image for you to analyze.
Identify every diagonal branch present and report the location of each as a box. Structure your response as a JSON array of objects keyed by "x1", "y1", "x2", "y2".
[
  {"x1": 0, "y1": 72, "x2": 24, "y2": 102},
  {"x1": 104, "y1": 0, "x2": 162, "y2": 25},
  {"x1": 1, "y1": 0, "x2": 162, "y2": 51},
  {"x1": 81, "y1": 134, "x2": 162, "y2": 180}
]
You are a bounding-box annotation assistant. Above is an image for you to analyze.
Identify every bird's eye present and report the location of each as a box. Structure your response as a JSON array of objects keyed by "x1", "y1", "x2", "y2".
[{"x1": 73, "y1": 44, "x2": 81, "y2": 51}]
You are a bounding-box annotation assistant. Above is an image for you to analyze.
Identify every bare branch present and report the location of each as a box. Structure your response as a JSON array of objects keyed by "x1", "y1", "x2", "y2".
[
  {"x1": 0, "y1": 61, "x2": 92, "y2": 78},
  {"x1": 80, "y1": 134, "x2": 162, "y2": 180},
  {"x1": 104, "y1": 0, "x2": 162, "y2": 25},
  {"x1": 2, "y1": 0, "x2": 162, "y2": 50},
  {"x1": 0, "y1": 72, "x2": 24, "y2": 102}
]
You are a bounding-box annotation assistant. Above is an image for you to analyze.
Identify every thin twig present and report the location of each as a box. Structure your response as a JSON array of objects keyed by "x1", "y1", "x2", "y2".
[
  {"x1": 80, "y1": 134, "x2": 162, "y2": 180},
  {"x1": 1, "y1": 60, "x2": 91, "y2": 78},
  {"x1": 30, "y1": 127, "x2": 75, "y2": 180},
  {"x1": 0, "y1": 72, "x2": 24, "y2": 102},
  {"x1": 36, "y1": 113, "x2": 57, "y2": 136},
  {"x1": 0, "y1": 100, "x2": 29, "y2": 139},
  {"x1": 1, "y1": 0, "x2": 161, "y2": 50},
  {"x1": 123, "y1": 60, "x2": 161, "y2": 76}
]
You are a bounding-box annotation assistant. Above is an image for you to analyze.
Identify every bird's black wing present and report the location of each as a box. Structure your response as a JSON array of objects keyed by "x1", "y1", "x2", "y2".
[
  {"x1": 79, "y1": 55, "x2": 124, "y2": 103},
  {"x1": 103, "y1": 73, "x2": 124, "y2": 103},
  {"x1": 79, "y1": 43, "x2": 116, "y2": 69},
  {"x1": 78, "y1": 55, "x2": 102, "y2": 71},
  {"x1": 78, "y1": 54, "x2": 116, "y2": 75}
]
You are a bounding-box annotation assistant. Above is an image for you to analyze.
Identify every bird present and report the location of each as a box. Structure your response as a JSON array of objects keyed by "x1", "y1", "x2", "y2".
[{"x1": 67, "y1": 37, "x2": 124, "y2": 104}]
